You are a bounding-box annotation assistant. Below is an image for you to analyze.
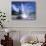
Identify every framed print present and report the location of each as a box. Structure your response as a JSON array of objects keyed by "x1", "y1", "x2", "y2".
[{"x1": 11, "y1": 1, "x2": 36, "y2": 20}]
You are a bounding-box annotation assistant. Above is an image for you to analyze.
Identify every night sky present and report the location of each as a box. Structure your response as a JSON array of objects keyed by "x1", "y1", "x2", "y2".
[{"x1": 12, "y1": 2, "x2": 36, "y2": 12}]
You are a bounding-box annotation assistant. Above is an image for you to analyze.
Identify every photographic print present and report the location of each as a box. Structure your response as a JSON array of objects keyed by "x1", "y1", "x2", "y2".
[{"x1": 11, "y1": 1, "x2": 36, "y2": 20}]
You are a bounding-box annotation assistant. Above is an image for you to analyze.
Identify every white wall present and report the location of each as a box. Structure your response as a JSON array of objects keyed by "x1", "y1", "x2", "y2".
[
  {"x1": 0, "y1": 0, "x2": 46, "y2": 27},
  {"x1": 0, "y1": 0, "x2": 46, "y2": 31},
  {"x1": 0, "y1": 1, "x2": 46, "y2": 46}
]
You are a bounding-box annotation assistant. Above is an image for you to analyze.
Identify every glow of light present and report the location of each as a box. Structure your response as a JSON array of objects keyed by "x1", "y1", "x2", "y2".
[
  {"x1": 21, "y1": 13, "x2": 28, "y2": 19},
  {"x1": 21, "y1": 3, "x2": 25, "y2": 12},
  {"x1": 21, "y1": 3, "x2": 28, "y2": 19},
  {"x1": 5, "y1": 29, "x2": 10, "y2": 33},
  {"x1": 12, "y1": 4, "x2": 19, "y2": 12}
]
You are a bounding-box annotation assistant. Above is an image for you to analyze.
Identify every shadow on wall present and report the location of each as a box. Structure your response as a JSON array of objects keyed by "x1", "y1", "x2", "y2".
[{"x1": 13, "y1": 40, "x2": 21, "y2": 46}]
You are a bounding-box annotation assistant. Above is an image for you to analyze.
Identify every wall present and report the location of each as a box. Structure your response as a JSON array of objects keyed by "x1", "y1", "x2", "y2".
[
  {"x1": 0, "y1": 0, "x2": 46, "y2": 46},
  {"x1": 0, "y1": 0, "x2": 46, "y2": 28}
]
